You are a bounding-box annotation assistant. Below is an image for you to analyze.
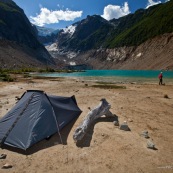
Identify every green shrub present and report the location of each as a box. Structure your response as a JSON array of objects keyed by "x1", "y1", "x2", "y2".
[
  {"x1": 0, "y1": 72, "x2": 14, "y2": 82},
  {"x1": 23, "y1": 74, "x2": 31, "y2": 78}
]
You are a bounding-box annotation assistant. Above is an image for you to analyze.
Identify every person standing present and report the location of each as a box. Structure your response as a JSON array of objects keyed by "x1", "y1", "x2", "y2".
[{"x1": 158, "y1": 72, "x2": 163, "y2": 85}]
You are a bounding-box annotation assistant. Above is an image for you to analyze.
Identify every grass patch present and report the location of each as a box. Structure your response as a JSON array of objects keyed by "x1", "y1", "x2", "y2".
[
  {"x1": 23, "y1": 74, "x2": 31, "y2": 78},
  {"x1": 91, "y1": 84, "x2": 126, "y2": 89},
  {"x1": 0, "y1": 73, "x2": 15, "y2": 82}
]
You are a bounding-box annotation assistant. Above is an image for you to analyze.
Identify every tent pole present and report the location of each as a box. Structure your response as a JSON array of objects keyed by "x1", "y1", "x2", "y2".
[
  {"x1": 45, "y1": 93, "x2": 63, "y2": 145},
  {"x1": 51, "y1": 107, "x2": 63, "y2": 145}
]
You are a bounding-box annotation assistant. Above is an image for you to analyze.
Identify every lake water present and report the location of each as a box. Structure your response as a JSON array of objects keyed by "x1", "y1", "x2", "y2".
[{"x1": 37, "y1": 70, "x2": 173, "y2": 84}]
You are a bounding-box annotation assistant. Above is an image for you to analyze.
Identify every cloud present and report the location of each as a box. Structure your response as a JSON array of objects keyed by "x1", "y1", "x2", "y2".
[
  {"x1": 101, "y1": 2, "x2": 130, "y2": 20},
  {"x1": 30, "y1": 7, "x2": 83, "y2": 26},
  {"x1": 146, "y1": 0, "x2": 161, "y2": 9},
  {"x1": 165, "y1": 0, "x2": 170, "y2": 2}
]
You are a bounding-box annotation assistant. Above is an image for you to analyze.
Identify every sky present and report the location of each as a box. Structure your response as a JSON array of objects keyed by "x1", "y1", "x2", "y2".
[{"x1": 13, "y1": 0, "x2": 170, "y2": 29}]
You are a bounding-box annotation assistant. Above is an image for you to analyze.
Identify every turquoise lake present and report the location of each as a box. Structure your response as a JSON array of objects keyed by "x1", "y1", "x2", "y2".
[{"x1": 37, "y1": 70, "x2": 173, "y2": 84}]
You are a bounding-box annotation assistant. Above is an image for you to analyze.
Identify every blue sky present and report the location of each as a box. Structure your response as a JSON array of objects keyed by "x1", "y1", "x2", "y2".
[{"x1": 13, "y1": 0, "x2": 169, "y2": 29}]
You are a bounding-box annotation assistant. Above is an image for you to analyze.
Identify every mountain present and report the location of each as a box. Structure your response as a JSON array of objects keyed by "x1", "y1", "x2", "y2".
[
  {"x1": 0, "y1": 0, "x2": 55, "y2": 68},
  {"x1": 44, "y1": 15, "x2": 114, "y2": 66},
  {"x1": 44, "y1": 0, "x2": 173, "y2": 70},
  {"x1": 55, "y1": 1, "x2": 173, "y2": 52},
  {"x1": 57, "y1": 15, "x2": 113, "y2": 51}
]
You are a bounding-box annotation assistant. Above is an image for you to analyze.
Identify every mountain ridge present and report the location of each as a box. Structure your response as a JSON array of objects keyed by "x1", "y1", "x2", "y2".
[{"x1": 54, "y1": 1, "x2": 173, "y2": 52}]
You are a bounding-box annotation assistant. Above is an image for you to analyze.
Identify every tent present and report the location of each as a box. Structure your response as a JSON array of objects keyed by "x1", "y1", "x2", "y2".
[{"x1": 0, "y1": 90, "x2": 82, "y2": 150}]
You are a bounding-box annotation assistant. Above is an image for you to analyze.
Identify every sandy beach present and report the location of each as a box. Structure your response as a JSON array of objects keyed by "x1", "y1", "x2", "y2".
[{"x1": 0, "y1": 76, "x2": 173, "y2": 173}]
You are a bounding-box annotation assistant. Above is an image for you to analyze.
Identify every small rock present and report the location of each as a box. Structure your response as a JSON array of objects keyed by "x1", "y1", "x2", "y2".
[
  {"x1": 0, "y1": 154, "x2": 7, "y2": 159},
  {"x1": 147, "y1": 140, "x2": 156, "y2": 150},
  {"x1": 164, "y1": 94, "x2": 169, "y2": 99},
  {"x1": 101, "y1": 134, "x2": 105, "y2": 137},
  {"x1": 54, "y1": 142, "x2": 59, "y2": 145},
  {"x1": 128, "y1": 119, "x2": 133, "y2": 122},
  {"x1": 2, "y1": 163, "x2": 13, "y2": 169},
  {"x1": 119, "y1": 121, "x2": 130, "y2": 131},
  {"x1": 113, "y1": 121, "x2": 119, "y2": 126},
  {"x1": 85, "y1": 84, "x2": 88, "y2": 86},
  {"x1": 15, "y1": 96, "x2": 20, "y2": 101},
  {"x1": 140, "y1": 130, "x2": 150, "y2": 138}
]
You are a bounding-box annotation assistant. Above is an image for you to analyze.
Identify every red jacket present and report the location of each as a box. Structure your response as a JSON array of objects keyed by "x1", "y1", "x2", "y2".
[{"x1": 158, "y1": 74, "x2": 163, "y2": 79}]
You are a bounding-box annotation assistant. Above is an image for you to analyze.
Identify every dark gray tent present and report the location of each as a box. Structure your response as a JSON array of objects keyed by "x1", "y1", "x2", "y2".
[{"x1": 0, "y1": 90, "x2": 82, "y2": 150}]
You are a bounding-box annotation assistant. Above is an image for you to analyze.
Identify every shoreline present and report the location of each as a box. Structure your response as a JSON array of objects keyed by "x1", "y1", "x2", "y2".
[
  {"x1": 32, "y1": 69, "x2": 173, "y2": 85},
  {"x1": 33, "y1": 75, "x2": 173, "y2": 86}
]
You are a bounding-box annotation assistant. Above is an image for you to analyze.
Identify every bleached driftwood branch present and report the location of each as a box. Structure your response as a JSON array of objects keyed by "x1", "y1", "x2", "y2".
[{"x1": 73, "y1": 99, "x2": 114, "y2": 142}]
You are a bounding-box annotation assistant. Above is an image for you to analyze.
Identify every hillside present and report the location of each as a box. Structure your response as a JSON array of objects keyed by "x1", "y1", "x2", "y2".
[
  {"x1": 0, "y1": 39, "x2": 51, "y2": 69},
  {"x1": 73, "y1": 33, "x2": 173, "y2": 70},
  {"x1": 106, "y1": 1, "x2": 173, "y2": 48},
  {"x1": 0, "y1": 0, "x2": 54, "y2": 68}
]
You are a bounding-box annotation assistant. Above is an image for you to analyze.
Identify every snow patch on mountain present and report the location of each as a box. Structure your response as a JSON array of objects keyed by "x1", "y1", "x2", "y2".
[
  {"x1": 45, "y1": 43, "x2": 58, "y2": 51},
  {"x1": 62, "y1": 25, "x2": 76, "y2": 36},
  {"x1": 136, "y1": 52, "x2": 142, "y2": 57},
  {"x1": 67, "y1": 52, "x2": 77, "y2": 59},
  {"x1": 69, "y1": 62, "x2": 76, "y2": 65}
]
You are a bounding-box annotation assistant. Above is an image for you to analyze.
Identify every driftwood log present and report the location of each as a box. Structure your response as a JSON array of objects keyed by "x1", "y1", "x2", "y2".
[{"x1": 73, "y1": 98, "x2": 114, "y2": 142}]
